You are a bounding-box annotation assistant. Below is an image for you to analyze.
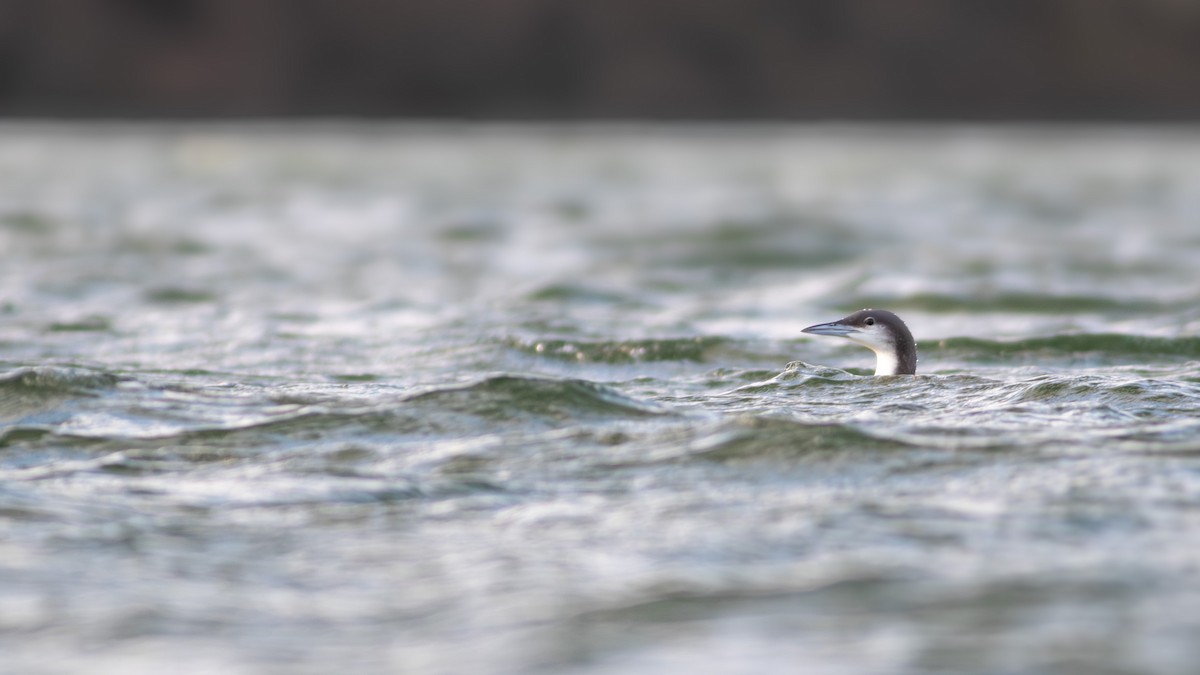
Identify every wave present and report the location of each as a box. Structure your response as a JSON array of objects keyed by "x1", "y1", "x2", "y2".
[
  {"x1": 0, "y1": 366, "x2": 122, "y2": 394},
  {"x1": 505, "y1": 336, "x2": 729, "y2": 364},
  {"x1": 0, "y1": 373, "x2": 673, "y2": 451},
  {"x1": 401, "y1": 374, "x2": 670, "y2": 420},
  {"x1": 934, "y1": 334, "x2": 1200, "y2": 361},
  {"x1": 697, "y1": 362, "x2": 1200, "y2": 453},
  {"x1": 0, "y1": 366, "x2": 123, "y2": 429},
  {"x1": 5, "y1": 358, "x2": 1197, "y2": 462},
  {"x1": 0, "y1": 366, "x2": 124, "y2": 449},
  {"x1": 843, "y1": 293, "x2": 1165, "y2": 314},
  {"x1": 683, "y1": 416, "x2": 911, "y2": 462}
]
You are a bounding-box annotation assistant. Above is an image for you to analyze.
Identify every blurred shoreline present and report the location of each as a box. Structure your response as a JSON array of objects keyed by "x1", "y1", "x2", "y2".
[
  {"x1": 4, "y1": 119, "x2": 1200, "y2": 133},
  {"x1": 2, "y1": 2, "x2": 1200, "y2": 120}
]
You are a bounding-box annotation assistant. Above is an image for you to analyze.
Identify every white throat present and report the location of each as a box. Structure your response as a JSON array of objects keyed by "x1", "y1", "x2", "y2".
[{"x1": 871, "y1": 347, "x2": 901, "y2": 376}]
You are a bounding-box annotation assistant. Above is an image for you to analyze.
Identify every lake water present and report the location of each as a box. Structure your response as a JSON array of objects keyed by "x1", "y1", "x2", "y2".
[{"x1": 3, "y1": 124, "x2": 1200, "y2": 675}]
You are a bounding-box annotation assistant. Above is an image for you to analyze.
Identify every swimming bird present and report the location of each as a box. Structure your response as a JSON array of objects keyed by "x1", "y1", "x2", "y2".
[{"x1": 802, "y1": 309, "x2": 917, "y2": 375}]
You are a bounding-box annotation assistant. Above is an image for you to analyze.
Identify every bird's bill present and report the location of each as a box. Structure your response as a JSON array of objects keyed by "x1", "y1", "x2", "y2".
[{"x1": 801, "y1": 321, "x2": 859, "y2": 337}]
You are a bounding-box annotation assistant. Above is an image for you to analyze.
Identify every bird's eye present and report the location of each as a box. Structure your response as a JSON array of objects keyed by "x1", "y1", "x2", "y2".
[{"x1": 865, "y1": 317, "x2": 875, "y2": 326}]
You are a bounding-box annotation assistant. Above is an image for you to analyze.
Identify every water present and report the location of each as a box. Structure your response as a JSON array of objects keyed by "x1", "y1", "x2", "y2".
[{"x1": 3, "y1": 124, "x2": 1200, "y2": 675}]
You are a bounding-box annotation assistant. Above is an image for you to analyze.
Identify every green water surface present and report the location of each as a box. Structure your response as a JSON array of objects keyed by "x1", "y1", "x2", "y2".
[{"x1": 1, "y1": 124, "x2": 1199, "y2": 675}]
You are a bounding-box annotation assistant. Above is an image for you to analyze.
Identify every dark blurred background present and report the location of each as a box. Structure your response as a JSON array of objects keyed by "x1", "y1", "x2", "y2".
[{"x1": 3, "y1": 0, "x2": 1200, "y2": 119}]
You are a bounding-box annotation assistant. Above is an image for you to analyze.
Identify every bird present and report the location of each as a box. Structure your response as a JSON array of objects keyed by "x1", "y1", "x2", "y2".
[{"x1": 801, "y1": 309, "x2": 917, "y2": 375}]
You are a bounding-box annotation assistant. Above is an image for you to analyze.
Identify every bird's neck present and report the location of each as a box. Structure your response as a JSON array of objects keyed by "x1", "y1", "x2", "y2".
[
  {"x1": 874, "y1": 349, "x2": 901, "y2": 376},
  {"x1": 872, "y1": 342, "x2": 917, "y2": 376}
]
